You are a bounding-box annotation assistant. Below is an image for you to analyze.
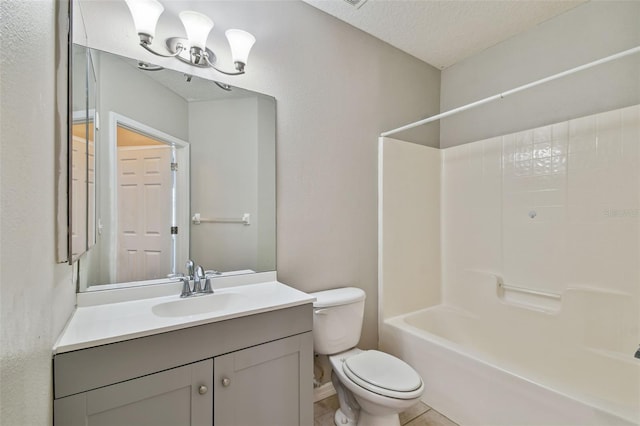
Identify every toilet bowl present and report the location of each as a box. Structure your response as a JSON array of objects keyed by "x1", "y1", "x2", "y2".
[
  {"x1": 329, "y1": 348, "x2": 424, "y2": 426},
  {"x1": 310, "y1": 288, "x2": 424, "y2": 426}
]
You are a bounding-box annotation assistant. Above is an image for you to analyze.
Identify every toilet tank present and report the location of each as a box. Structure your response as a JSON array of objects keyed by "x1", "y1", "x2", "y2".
[{"x1": 310, "y1": 287, "x2": 366, "y2": 355}]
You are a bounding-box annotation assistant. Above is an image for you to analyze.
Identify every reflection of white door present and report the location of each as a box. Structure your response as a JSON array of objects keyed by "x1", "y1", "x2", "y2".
[
  {"x1": 71, "y1": 136, "x2": 88, "y2": 258},
  {"x1": 116, "y1": 146, "x2": 172, "y2": 283}
]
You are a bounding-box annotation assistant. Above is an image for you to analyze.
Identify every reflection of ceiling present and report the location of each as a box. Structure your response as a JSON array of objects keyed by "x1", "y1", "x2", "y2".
[
  {"x1": 117, "y1": 126, "x2": 165, "y2": 147},
  {"x1": 302, "y1": 0, "x2": 585, "y2": 69},
  {"x1": 115, "y1": 53, "x2": 258, "y2": 102}
]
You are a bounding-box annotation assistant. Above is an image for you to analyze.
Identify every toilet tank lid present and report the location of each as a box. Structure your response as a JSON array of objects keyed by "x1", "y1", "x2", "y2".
[{"x1": 311, "y1": 287, "x2": 366, "y2": 308}]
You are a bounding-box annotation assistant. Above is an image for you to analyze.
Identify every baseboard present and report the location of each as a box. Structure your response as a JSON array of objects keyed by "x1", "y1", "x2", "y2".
[{"x1": 313, "y1": 381, "x2": 336, "y2": 402}]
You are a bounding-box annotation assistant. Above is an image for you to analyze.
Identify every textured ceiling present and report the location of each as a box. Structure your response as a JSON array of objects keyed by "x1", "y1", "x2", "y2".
[{"x1": 302, "y1": 0, "x2": 585, "y2": 69}]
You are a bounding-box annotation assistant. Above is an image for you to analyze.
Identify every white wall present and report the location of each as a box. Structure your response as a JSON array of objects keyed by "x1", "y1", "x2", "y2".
[
  {"x1": 440, "y1": 1, "x2": 640, "y2": 148},
  {"x1": 76, "y1": 0, "x2": 441, "y2": 349},
  {"x1": 379, "y1": 138, "x2": 441, "y2": 320},
  {"x1": 0, "y1": 1, "x2": 76, "y2": 425}
]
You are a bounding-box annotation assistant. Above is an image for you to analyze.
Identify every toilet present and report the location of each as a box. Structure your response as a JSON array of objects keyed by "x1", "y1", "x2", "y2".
[{"x1": 310, "y1": 287, "x2": 424, "y2": 426}]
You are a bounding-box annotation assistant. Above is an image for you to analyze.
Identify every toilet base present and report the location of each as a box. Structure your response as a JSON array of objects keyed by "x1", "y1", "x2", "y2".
[
  {"x1": 333, "y1": 408, "x2": 400, "y2": 426},
  {"x1": 356, "y1": 411, "x2": 401, "y2": 426},
  {"x1": 334, "y1": 408, "x2": 356, "y2": 426}
]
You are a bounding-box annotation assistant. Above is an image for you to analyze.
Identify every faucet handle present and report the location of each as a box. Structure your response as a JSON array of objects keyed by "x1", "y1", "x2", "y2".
[
  {"x1": 193, "y1": 265, "x2": 205, "y2": 293},
  {"x1": 180, "y1": 277, "x2": 192, "y2": 298},
  {"x1": 201, "y1": 270, "x2": 216, "y2": 294},
  {"x1": 202, "y1": 276, "x2": 214, "y2": 294},
  {"x1": 185, "y1": 259, "x2": 195, "y2": 278},
  {"x1": 195, "y1": 265, "x2": 205, "y2": 278}
]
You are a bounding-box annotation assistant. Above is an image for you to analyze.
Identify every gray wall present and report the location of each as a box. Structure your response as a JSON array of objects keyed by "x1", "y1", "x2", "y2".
[
  {"x1": 188, "y1": 95, "x2": 276, "y2": 274},
  {"x1": 189, "y1": 97, "x2": 260, "y2": 272},
  {"x1": 76, "y1": 0, "x2": 442, "y2": 349},
  {"x1": 0, "y1": 1, "x2": 76, "y2": 425},
  {"x1": 256, "y1": 96, "x2": 277, "y2": 273},
  {"x1": 440, "y1": 1, "x2": 640, "y2": 148}
]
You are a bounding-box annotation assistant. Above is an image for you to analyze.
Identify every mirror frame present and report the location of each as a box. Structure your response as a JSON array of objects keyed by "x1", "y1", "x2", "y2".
[
  {"x1": 69, "y1": 45, "x2": 97, "y2": 263},
  {"x1": 56, "y1": 0, "x2": 97, "y2": 265},
  {"x1": 55, "y1": 0, "x2": 72, "y2": 263}
]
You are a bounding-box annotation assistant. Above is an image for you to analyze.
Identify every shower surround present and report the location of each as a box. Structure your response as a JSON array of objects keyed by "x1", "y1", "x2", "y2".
[{"x1": 378, "y1": 104, "x2": 639, "y2": 425}]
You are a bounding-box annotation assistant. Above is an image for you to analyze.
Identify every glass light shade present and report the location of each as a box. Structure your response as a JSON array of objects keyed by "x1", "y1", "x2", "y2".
[
  {"x1": 225, "y1": 29, "x2": 256, "y2": 65},
  {"x1": 124, "y1": 0, "x2": 164, "y2": 39},
  {"x1": 179, "y1": 11, "x2": 214, "y2": 50}
]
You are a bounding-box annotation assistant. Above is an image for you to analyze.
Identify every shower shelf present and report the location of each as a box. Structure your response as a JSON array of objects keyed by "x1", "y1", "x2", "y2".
[{"x1": 495, "y1": 275, "x2": 562, "y2": 313}]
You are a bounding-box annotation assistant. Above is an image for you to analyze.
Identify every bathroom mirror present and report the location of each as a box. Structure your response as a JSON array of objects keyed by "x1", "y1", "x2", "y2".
[{"x1": 77, "y1": 46, "x2": 276, "y2": 291}]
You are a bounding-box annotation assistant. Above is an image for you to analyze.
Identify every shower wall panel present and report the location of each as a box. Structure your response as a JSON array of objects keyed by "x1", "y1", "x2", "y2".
[
  {"x1": 441, "y1": 104, "x2": 639, "y2": 346},
  {"x1": 379, "y1": 137, "x2": 441, "y2": 320}
]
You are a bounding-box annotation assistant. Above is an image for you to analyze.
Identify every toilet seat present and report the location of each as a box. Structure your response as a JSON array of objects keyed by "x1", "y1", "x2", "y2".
[{"x1": 342, "y1": 350, "x2": 423, "y2": 400}]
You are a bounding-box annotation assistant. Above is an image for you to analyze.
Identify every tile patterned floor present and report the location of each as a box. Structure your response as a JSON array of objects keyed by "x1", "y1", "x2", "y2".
[{"x1": 314, "y1": 395, "x2": 458, "y2": 426}]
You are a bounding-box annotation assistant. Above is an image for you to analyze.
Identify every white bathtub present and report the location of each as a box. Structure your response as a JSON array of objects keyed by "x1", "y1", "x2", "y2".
[{"x1": 381, "y1": 304, "x2": 640, "y2": 426}]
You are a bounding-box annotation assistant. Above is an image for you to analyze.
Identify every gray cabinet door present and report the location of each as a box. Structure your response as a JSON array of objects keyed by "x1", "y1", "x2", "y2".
[
  {"x1": 54, "y1": 359, "x2": 213, "y2": 426},
  {"x1": 214, "y1": 332, "x2": 313, "y2": 426}
]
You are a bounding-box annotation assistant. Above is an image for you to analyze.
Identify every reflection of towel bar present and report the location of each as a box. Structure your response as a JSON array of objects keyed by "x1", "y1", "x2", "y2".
[
  {"x1": 192, "y1": 213, "x2": 250, "y2": 225},
  {"x1": 496, "y1": 276, "x2": 561, "y2": 299}
]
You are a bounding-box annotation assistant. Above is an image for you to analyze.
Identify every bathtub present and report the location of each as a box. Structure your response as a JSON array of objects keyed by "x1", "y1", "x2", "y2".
[{"x1": 380, "y1": 304, "x2": 640, "y2": 426}]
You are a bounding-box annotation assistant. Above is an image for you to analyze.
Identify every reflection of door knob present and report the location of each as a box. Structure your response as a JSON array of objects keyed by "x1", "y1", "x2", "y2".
[
  {"x1": 198, "y1": 385, "x2": 208, "y2": 395},
  {"x1": 221, "y1": 377, "x2": 231, "y2": 387}
]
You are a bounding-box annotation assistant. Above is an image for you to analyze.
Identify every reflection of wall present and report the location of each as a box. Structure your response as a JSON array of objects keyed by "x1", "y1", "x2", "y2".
[
  {"x1": 189, "y1": 98, "x2": 261, "y2": 271},
  {"x1": 81, "y1": 52, "x2": 188, "y2": 287},
  {"x1": 257, "y1": 97, "x2": 277, "y2": 272}
]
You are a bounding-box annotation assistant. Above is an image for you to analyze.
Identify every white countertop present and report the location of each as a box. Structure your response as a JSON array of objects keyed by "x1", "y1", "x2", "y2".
[{"x1": 54, "y1": 280, "x2": 315, "y2": 354}]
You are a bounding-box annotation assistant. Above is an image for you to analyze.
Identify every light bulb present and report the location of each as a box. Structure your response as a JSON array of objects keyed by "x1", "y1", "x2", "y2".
[
  {"x1": 179, "y1": 11, "x2": 214, "y2": 50},
  {"x1": 125, "y1": 0, "x2": 164, "y2": 40},
  {"x1": 225, "y1": 29, "x2": 256, "y2": 68}
]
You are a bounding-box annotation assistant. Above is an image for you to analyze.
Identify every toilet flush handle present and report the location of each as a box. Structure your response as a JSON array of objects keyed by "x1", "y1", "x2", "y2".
[{"x1": 314, "y1": 308, "x2": 329, "y2": 315}]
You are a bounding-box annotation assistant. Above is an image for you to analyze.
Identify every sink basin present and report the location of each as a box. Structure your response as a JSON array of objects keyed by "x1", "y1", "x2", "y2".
[{"x1": 152, "y1": 292, "x2": 248, "y2": 317}]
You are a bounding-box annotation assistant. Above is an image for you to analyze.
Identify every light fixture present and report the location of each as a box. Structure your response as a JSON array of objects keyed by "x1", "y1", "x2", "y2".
[{"x1": 124, "y1": 0, "x2": 256, "y2": 75}]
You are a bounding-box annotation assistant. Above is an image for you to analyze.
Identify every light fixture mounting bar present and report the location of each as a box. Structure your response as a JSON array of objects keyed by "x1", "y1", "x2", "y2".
[
  {"x1": 166, "y1": 37, "x2": 217, "y2": 68},
  {"x1": 125, "y1": 0, "x2": 255, "y2": 76}
]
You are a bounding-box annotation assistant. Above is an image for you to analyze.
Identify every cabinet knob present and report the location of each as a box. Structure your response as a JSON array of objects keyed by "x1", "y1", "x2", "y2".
[
  {"x1": 221, "y1": 377, "x2": 231, "y2": 387},
  {"x1": 198, "y1": 385, "x2": 208, "y2": 395}
]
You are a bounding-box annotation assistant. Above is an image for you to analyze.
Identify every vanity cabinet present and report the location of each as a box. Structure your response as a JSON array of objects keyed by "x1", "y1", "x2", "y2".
[
  {"x1": 54, "y1": 359, "x2": 213, "y2": 426},
  {"x1": 214, "y1": 335, "x2": 307, "y2": 426},
  {"x1": 53, "y1": 304, "x2": 313, "y2": 426}
]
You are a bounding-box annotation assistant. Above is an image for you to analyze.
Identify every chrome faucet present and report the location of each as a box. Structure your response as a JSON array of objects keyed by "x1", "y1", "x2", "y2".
[{"x1": 180, "y1": 261, "x2": 214, "y2": 297}]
